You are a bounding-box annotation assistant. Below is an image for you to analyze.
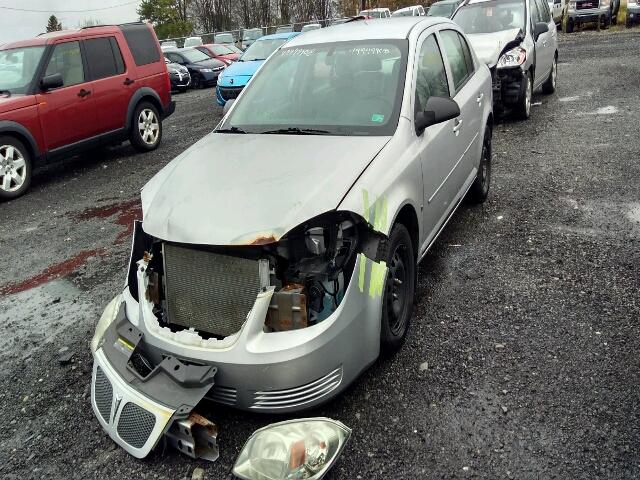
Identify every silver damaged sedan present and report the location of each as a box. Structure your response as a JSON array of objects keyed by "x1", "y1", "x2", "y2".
[{"x1": 90, "y1": 17, "x2": 494, "y2": 459}]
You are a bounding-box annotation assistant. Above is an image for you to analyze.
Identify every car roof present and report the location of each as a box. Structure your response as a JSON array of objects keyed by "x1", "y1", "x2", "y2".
[
  {"x1": 362, "y1": 7, "x2": 391, "y2": 11},
  {"x1": 1, "y1": 25, "x2": 122, "y2": 49},
  {"x1": 258, "y1": 32, "x2": 301, "y2": 41},
  {"x1": 433, "y1": 0, "x2": 461, "y2": 4},
  {"x1": 287, "y1": 17, "x2": 451, "y2": 45}
]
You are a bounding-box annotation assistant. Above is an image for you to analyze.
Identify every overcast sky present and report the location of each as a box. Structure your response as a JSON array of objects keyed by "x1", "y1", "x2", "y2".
[{"x1": 0, "y1": 0, "x2": 141, "y2": 45}]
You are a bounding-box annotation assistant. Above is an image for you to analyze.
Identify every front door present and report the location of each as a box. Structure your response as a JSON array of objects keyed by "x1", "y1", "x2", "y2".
[
  {"x1": 36, "y1": 40, "x2": 97, "y2": 151},
  {"x1": 413, "y1": 32, "x2": 459, "y2": 250},
  {"x1": 531, "y1": 0, "x2": 554, "y2": 87}
]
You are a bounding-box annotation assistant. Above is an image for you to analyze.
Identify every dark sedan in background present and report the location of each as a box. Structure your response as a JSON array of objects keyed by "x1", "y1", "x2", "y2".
[
  {"x1": 165, "y1": 59, "x2": 191, "y2": 92},
  {"x1": 164, "y1": 48, "x2": 226, "y2": 88}
]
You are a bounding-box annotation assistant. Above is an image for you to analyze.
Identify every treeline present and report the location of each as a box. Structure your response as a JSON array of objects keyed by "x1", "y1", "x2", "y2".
[{"x1": 138, "y1": 0, "x2": 431, "y2": 39}]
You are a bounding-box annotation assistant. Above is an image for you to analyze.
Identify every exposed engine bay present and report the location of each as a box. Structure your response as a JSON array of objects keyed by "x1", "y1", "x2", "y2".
[{"x1": 128, "y1": 211, "x2": 386, "y2": 340}]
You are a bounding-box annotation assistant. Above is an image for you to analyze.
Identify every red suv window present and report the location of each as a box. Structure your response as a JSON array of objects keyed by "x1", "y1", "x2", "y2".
[{"x1": 84, "y1": 37, "x2": 126, "y2": 80}]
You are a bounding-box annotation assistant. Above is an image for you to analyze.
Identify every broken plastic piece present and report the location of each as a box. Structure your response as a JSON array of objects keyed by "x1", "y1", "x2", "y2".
[{"x1": 165, "y1": 411, "x2": 219, "y2": 462}]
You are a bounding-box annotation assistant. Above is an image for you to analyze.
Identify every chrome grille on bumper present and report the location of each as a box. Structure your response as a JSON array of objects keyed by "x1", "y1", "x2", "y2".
[
  {"x1": 94, "y1": 366, "x2": 113, "y2": 422},
  {"x1": 208, "y1": 385, "x2": 238, "y2": 406},
  {"x1": 251, "y1": 366, "x2": 343, "y2": 410},
  {"x1": 163, "y1": 244, "x2": 264, "y2": 337},
  {"x1": 117, "y1": 402, "x2": 157, "y2": 449}
]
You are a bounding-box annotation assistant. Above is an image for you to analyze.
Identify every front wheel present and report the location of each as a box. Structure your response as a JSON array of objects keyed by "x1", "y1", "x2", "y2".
[
  {"x1": 130, "y1": 102, "x2": 162, "y2": 152},
  {"x1": 468, "y1": 125, "x2": 492, "y2": 204},
  {"x1": 542, "y1": 56, "x2": 557, "y2": 94},
  {"x1": 0, "y1": 136, "x2": 32, "y2": 200},
  {"x1": 380, "y1": 223, "x2": 416, "y2": 352},
  {"x1": 513, "y1": 71, "x2": 532, "y2": 120}
]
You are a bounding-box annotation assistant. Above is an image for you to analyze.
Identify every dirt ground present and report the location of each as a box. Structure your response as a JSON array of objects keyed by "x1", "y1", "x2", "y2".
[{"x1": 0, "y1": 29, "x2": 638, "y2": 480}]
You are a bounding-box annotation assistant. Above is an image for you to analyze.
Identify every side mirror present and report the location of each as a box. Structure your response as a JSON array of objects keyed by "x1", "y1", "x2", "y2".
[
  {"x1": 40, "y1": 73, "x2": 63, "y2": 91},
  {"x1": 415, "y1": 96, "x2": 460, "y2": 135},
  {"x1": 223, "y1": 98, "x2": 235, "y2": 115},
  {"x1": 534, "y1": 21, "x2": 549, "y2": 40}
]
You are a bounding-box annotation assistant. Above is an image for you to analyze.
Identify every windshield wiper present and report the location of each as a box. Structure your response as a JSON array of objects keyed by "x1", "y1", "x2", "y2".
[
  {"x1": 259, "y1": 127, "x2": 331, "y2": 135},
  {"x1": 216, "y1": 126, "x2": 247, "y2": 134},
  {"x1": 0, "y1": 89, "x2": 11, "y2": 98}
]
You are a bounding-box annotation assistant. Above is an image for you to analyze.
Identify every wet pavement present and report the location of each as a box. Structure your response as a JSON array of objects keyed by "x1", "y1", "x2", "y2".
[{"x1": 1, "y1": 29, "x2": 639, "y2": 479}]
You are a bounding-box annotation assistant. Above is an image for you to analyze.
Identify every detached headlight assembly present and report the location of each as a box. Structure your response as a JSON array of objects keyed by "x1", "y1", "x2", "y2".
[
  {"x1": 497, "y1": 45, "x2": 527, "y2": 69},
  {"x1": 233, "y1": 418, "x2": 351, "y2": 480}
]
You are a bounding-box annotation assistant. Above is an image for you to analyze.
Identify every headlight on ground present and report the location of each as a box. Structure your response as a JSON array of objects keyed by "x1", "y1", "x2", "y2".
[
  {"x1": 497, "y1": 46, "x2": 527, "y2": 69},
  {"x1": 233, "y1": 418, "x2": 351, "y2": 480},
  {"x1": 90, "y1": 295, "x2": 122, "y2": 353}
]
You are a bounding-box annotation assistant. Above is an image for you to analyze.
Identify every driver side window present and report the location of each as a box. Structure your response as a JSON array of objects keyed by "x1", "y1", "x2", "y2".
[
  {"x1": 415, "y1": 34, "x2": 450, "y2": 112},
  {"x1": 45, "y1": 41, "x2": 85, "y2": 87}
]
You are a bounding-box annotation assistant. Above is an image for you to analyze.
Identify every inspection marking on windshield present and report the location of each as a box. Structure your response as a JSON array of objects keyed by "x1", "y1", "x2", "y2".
[
  {"x1": 281, "y1": 48, "x2": 315, "y2": 56},
  {"x1": 350, "y1": 47, "x2": 391, "y2": 56},
  {"x1": 371, "y1": 114, "x2": 385, "y2": 123}
]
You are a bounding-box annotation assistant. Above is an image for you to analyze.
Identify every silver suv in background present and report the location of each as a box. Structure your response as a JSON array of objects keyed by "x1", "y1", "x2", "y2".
[
  {"x1": 241, "y1": 28, "x2": 263, "y2": 49},
  {"x1": 565, "y1": 0, "x2": 611, "y2": 32},
  {"x1": 453, "y1": 0, "x2": 558, "y2": 119}
]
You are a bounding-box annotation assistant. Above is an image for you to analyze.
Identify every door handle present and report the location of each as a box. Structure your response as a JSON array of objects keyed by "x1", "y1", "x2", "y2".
[
  {"x1": 77, "y1": 88, "x2": 91, "y2": 98},
  {"x1": 123, "y1": 78, "x2": 135, "y2": 86},
  {"x1": 453, "y1": 118, "x2": 463, "y2": 135},
  {"x1": 476, "y1": 92, "x2": 484, "y2": 105}
]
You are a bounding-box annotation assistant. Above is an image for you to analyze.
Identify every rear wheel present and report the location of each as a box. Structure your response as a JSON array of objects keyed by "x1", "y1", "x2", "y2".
[
  {"x1": 0, "y1": 136, "x2": 32, "y2": 200},
  {"x1": 380, "y1": 223, "x2": 415, "y2": 352},
  {"x1": 513, "y1": 71, "x2": 532, "y2": 120},
  {"x1": 565, "y1": 18, "x2": 574, "y2": 33},
  {"x1": 130, "y1": 102, "x2": 162, "y2": 152},
  {"x1": 468, "y1": 125, "x2": 492, "y2": 204},
  {"x1": 542, "y1": 56, "x2": 557, "y2": 94}
]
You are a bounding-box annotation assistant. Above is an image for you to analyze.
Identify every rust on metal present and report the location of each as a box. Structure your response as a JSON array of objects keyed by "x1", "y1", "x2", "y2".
[{"x1": 248, "y1": 234, "x2": 278, "y2": 245}]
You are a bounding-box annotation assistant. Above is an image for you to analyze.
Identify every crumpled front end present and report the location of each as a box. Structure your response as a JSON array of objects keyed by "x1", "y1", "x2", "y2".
[{"x1": 90, "y1": 210, "x2": 388, "y2": 458}]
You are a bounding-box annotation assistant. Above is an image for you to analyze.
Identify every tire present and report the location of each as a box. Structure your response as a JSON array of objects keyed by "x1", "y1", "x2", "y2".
[
  {"x1": 542, "y1": 55, "x2": 557, "y2": 94},
  {"x1": 468, "y1": 124, "x2": 492, "y2": 204},
  {"x1": 130, "y1": 102, "x2": 162, "y2": 152},
  {"x1": 0, "y1": 135, "x2": 32, "y2": 200},
  {"x1": 566, "y1": 18, "x2": 574, "y2": 33},
  {"x1": 513, "y1": 71, "x2": 532, "y2": 120},
  {"x1": 178, "y1": 87, "x2": 188, "y2": 93},
  {"x1": 380, "y1": 223, "x2": 416, "y2": 352},
  {"x1": 192, "y1": 74, "x2": 202, "y2": 89}
]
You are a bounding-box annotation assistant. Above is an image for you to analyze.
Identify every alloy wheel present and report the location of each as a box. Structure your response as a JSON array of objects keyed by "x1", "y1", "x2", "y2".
[
  {"x1": 551, "y1": 59, "x2": 557, "y2": 89},
  {"x1": 479, "y1": 133, "x2": 492, "y2": 196},
  {"x1": 138, "y1": 109, "x2": 160, "y2": 146},
  {"x1": 0, "y1": 144, "x2": 27, "y2": 193}
]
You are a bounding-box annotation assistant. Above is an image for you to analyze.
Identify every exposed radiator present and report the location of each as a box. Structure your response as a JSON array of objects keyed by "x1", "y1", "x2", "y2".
[{"x1": 163, "y1": 243, "x2": 268, "y2": 337}]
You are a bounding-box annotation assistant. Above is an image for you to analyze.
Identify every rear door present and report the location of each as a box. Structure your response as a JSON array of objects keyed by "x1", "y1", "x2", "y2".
[
  {"x1": 83, "y1": 36, "x2": 131, "y2": 134},
  {"x1": 36, "y1": 40, "x2": 97, "y2": 151},
  {"x1": 437, "y1": 29, "x2": 482, "y2": 195},
  {"x1": 413, "y1": 31, "x2": 457, "y2": 243}
]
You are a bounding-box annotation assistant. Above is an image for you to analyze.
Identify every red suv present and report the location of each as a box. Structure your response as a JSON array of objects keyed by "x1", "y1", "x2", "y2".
[{"x1": 0, "y1": 22, "x2": 174, "y2": 200}]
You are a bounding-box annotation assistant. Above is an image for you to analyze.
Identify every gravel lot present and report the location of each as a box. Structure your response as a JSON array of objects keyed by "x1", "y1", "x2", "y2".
[{"x1": 1, "y1": 29, "x2": 639, "y2": 480}]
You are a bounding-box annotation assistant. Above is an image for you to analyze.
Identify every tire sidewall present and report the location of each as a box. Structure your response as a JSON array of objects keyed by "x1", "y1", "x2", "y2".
[
  {"x1": 0, "y1": 135, "x2": 32, "y2": 201},
  {"x1": 380, "y1": 224, "x2": 416, "y2": 351}
]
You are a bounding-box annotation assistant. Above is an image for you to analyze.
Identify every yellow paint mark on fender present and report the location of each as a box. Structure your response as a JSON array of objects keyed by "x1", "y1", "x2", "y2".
[
  {"x1": 369, "y1": 260, "x2": 387, "y2": 298},
  {"x1": 358, "y1": 253, "x2": 367, "y2": 293}
]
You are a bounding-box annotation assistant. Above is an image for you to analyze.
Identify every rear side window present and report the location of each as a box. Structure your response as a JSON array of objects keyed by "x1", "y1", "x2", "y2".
[
  {"x1": 119, "y1": 23, "x2": 160, "y2": 66},
  {"x1": 84, "y1": 37, "x2": 126, "y2": 80}
]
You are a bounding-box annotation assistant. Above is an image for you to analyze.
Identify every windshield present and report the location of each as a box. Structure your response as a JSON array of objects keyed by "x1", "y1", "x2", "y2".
[
  {"x1": 427, "y1": 3, "x2": 456, "y2": 17},
  {"x1": 220, "y1": 40, "x2": 407, "y2": 136},
  {"x1": 207, "y1": 44, "x2": 234, "y2": 55},
  {"x1": 243, "y1": 29, "x2": 262, "y2": 40},
  {"x1": 453, "y1": 0, "x2": 526, "y2": 33},
  {"x1": 360, "y1": 10, "x2": 385, "y2": 17},
  {"x1": 240, "y1": 38, "x2": 286, "y2": 61},
  {"x1": 215, "y1": 34, "x2": 234, "y2": 43},
  {"x1": 392, "y1": 9, "x2": 414, "y2": 16},
  {"x1": 182, "y1": 48, "x2": 212, "y2": 63},
  {"x1": 184, "y1": 37, "x2": 203, "y2": 47},
  {"x1": 276, "y1": 26, "x2": 293, "y2": 33},
  {"x1": 0, "y1": 46, "x2": 46, "y2": 94}
]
